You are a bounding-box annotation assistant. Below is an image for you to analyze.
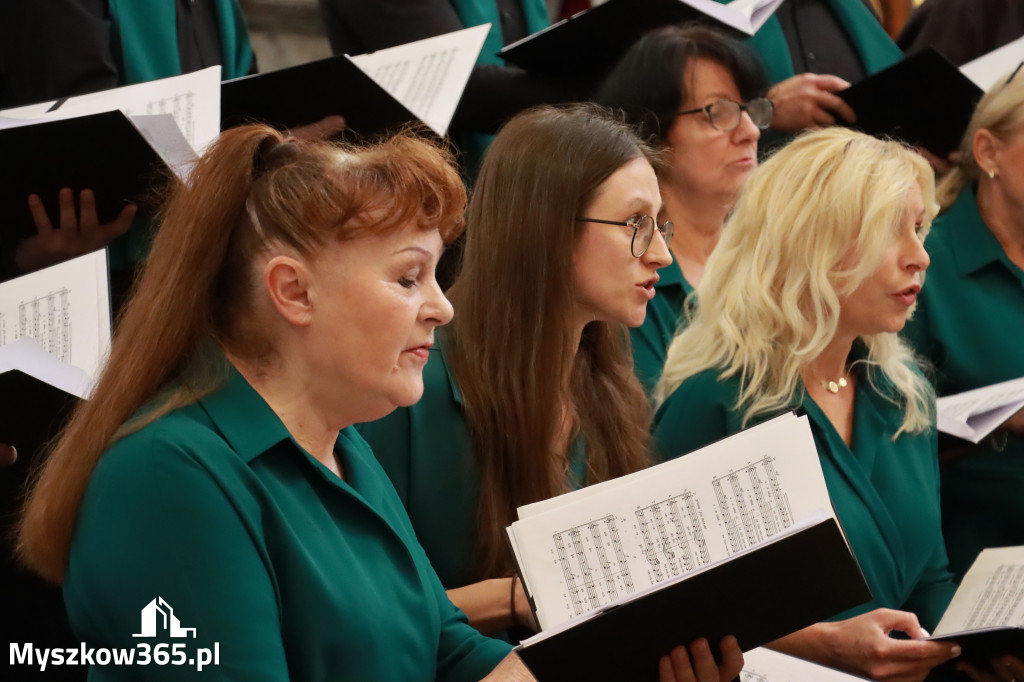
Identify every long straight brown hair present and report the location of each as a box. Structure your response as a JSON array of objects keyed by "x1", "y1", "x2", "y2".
[
  {"x1": 447, "y1": 105, "x2": 654, "y2": 581},
  {"x1": 19, "y1": 125, "x2": 466, "y2": 583}
]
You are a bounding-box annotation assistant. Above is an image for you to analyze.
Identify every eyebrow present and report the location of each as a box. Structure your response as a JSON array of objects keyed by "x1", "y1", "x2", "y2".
[{"x1": 391, "y1": 245, "x2": 434, "y2": 257}]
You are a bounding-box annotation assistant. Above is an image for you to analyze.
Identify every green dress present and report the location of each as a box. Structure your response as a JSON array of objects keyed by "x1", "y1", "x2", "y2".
[
  {"x1": 631, "y1": 258, "x2": 694, "y2": 395},
  {"x1": 357, "y1": 337, "x2": 587, "y2": 591},
  {"x1": 902, "y1": 186, "x2": 1024, "y2": 580},
  {"x1": 652, "y1": 360, "x2": 956, "y2": 630},
  {"x1": 65, "y1": 367, "x2": 510, "y2": 681}
]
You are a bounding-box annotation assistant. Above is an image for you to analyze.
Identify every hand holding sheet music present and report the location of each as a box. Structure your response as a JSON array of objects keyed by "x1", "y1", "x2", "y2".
[{"x1": 930, "y1": 546, "x2": 1024, "y2": 669}]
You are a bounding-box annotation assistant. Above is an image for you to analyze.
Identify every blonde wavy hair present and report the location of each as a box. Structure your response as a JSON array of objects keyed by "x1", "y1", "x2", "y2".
[
  {"x1": 654, "y1": 128, "x2": 938, "y2": 436},
  {"x1": 937, "y1": 71, "x2": 1024, "y2": 210}
]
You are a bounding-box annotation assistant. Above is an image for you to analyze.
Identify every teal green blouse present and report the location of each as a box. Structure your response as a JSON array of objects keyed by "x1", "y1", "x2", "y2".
[
  {"x1": 357, "y1": 340, "x2": 587, "y2": 590},
  {"x1": 631, "y1": 259, "x2": 693, "y2": 395},
  {"x1": 65, "y1": 368, "x2": 510, "y2": 681},
  {"x1": 652, "y1": 366, "x2": 956, "y2": 630},
  {"x1": 902, "y1": 186, "x2": 1024, "y2": 579},
  {"x1": 108, "y1": 0, "x2": 253, "y2": 83}
]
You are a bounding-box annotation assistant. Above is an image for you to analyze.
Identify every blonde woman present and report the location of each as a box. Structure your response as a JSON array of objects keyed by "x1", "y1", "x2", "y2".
[
  {"x1": 903, "y1": 73, "x2": 1024, "y2": 581},
  {"x1": 653, "y1": 128, "x2": 962, "y2": 681}
]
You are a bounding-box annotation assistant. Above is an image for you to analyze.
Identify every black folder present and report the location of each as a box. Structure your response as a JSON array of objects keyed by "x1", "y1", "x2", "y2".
[
  {"x1": 0, "y1": 369, "x2": 80, "y2": 459},
  {"x1": 220, "y1": 55, "x2": 422, "y2": 136},
  {"x1": 0, "y1": 110, "x2": 174, "y2": 253},
  {"x1": 499, "y1": 0, "x2": 750, "y2": 79},
  {"x1": 838, "y1": 48, "x2": 984, "y2": 157},
  {"x1": 515, "y1": 518, "x2": 871, "y2": 682},
  {"x1": 929, "y1": 628, "x2": 1024, "y2": 678}
]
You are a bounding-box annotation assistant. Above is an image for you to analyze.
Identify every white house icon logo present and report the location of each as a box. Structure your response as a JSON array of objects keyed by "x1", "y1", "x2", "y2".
[{"x1": 132, "y1": 597, "x2": 197, "y2": 638}]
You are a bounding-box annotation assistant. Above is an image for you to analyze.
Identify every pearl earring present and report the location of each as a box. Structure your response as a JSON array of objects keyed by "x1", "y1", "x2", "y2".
[{"x1": 988, "y1": 168, "x2": 997, "y2": 179}]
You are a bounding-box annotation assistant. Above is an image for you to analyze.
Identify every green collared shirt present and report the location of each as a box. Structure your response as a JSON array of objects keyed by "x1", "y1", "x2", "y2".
[
  {"x1": 902, "y1": 186, "x2": 1024, "y2": 578},
  {"x1": 65, "y1": 367, "x2": 510, "y2": 681},
  {"x1": 357, "y1": 338, "x2": 587, "y2": 591},
  {"x1": 652, "y1": 360, "x2": 955, "y2": 630},
  {"x1": 631, "y1": 259, "x2": 694, "y2": 395}
]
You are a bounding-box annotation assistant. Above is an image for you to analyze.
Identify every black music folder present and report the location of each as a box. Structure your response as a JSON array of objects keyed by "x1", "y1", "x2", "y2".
[
  {"x1": 925, "y1": 545, "x2": 1024, "y2": 677},
  {"x1": 220, "y1": 55, "x2": 421, "y2": 136},
  {"x1": 499, "y1": 0, "x2": 782, "y2": 79},
  {"x1": 0, "y1": 111, "x2": 182, "y2": 252},
  {"x1": 515, "y1": 518, "x2": 871, "y2": 681},
  {"x1": 838, "y1": 48, "x2": 984, "y2": 157}
]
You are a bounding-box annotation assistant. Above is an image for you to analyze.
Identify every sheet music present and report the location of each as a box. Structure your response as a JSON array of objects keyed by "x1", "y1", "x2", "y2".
[
  {"x1": 934, "y1": 546, "x2": 1024, "y2": 637},
  {"x1": 509, "y1": 414, "x2": 835, "y2": 630},
  {"x1": 0, "y1": 67, "x2": 221, "y2": 154},
  {"x1": 0, "y1": 250, "x2": 111, "y2": 389},
  {"x1": 936, "y1": 376, "x2": 1024, "y2": 443},
  {"x1": 740, "y1": 648, "x2": 868, "y2": 681},
  {"x1": 961, "y1": 35, "x2": 1024, "y2": 92},
  {"x1": 349, "y1": 24, "x2": 489, "y2": 136}
]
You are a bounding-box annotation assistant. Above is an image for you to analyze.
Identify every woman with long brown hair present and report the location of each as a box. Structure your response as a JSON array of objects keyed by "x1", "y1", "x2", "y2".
[
  {"x1": 17, "y1": 124, "x2": 525, "y2": 681},
  {"x1": 358, "y1": 104, "x2": 742, "y2": 679}
]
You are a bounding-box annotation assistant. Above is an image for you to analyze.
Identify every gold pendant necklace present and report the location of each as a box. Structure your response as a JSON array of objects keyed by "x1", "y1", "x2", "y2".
[{"x1": 822, "y1": 377, "x2": 848, "y2": 394}]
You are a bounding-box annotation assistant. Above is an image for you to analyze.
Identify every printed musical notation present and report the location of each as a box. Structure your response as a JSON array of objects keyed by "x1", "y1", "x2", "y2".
[
  {"x1": 552, "y1": 515, "x2": 636, "y2": 617},
  {"x1": 142, "y1": 91, "x2": 197, "y2": 148},
  {"x1": 511, "y1": 414, "x2": 835, "y2": 631},
  {"x1": 16, "y1": 288, "x2": 72, "y2": 364},
  {"x1": 712, "y1": 456, "x2": 792, "y2": 554},
  {"x1": 636, "y1": 491, "x2": 711, "y2": 582}
]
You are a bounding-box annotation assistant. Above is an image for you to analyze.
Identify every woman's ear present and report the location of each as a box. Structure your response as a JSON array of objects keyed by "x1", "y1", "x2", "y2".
[
  {"x1": 973, "y1": 128, "x2": 1002, "y2": 177},
  {"x1": 263, "y1": 255, "x2": 313, "y2": 327}
]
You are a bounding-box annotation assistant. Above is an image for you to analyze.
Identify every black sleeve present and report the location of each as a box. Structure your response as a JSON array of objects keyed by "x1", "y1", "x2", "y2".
[
  {"x1": 317, "y1": 0, "x2": 466, "y2": 54},
  {"x1": 0, "y1": 0, "x2": 118, "y2": 108},
  {"x1": 901, "y1": 0, "x2": 995, "y2": 65}
]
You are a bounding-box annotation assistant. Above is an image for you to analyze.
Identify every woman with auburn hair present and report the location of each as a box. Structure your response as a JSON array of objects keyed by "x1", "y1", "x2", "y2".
[
  {"x1": 596, "y1": 24, "x2": 771, "y2": 392},
  {"x1": 652, "y1": 128, "x2": 963, "y2": 681},
  {"x1": 903, "y1": 74, "x2": 1024, "y2": 581},
  {"x1": 18, "y1": 124, "x2": 527, "y2": 681},
  {"x1": 359, "y1": 104, "x2": 744, "y2": 681}
]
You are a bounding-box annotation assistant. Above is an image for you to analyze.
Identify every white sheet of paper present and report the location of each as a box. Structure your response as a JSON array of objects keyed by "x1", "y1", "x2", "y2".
[
  {"x1": 5, "y1": 67, "x2": 222, "y2": 155},
  {"x1": 0, "y1": 100, "x2": 59, "y2": 119},
  {"x1": 0, "y1": 250, "x2": 111, "y2": 390},
  {"x1": 129, "y1": 113, "x2": 200, "y2": 179},
  {"x1": 936, "y1": 376, "x2": 1024, "y2": 443},
  {"x1": 740, "y1": 647, "x2": 869, "y2": 681},
  {"x1": 349, "y1": 24, "x2": 489, "y2": 136},
  {"x1": 725, "y1": 0, "x2": 789, "y2": 32},
  {"x1": 0, "y1": 337, "x2": 92, "y2": 398},
  {"x1": 933, "y1": 545, "x2": 1024, "y2": 637},
  {"x1": 961, "y1": 35, "x2": 1024, "y2": 92},
  {"x1": 510, "y1": 414, "x2": 834, "y2": 630}
]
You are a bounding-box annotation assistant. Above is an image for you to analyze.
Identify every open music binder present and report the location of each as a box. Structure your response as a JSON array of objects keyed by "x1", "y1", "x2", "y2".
[
  {"x1": 0, "y1": 250, "x2": 111, "y2": 452},
  {"x1": 222, "y1": 24, "x2": 489, "y2": 137},
  {"x1": 837, "y1": 48, "x2": 983, "y2": 157},
  {"x1": 0, "y1": 111, "x2": 192, "y2": 254},
  {"x1": 507, "y1": 414, "x2": 871, "y2": 681},
  {"x1": 927, "y1": 546, "x2": 1024, "y2": 674},
  {"x1": 499, "y1": 0, "x2": 785, "y2": 79}
]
